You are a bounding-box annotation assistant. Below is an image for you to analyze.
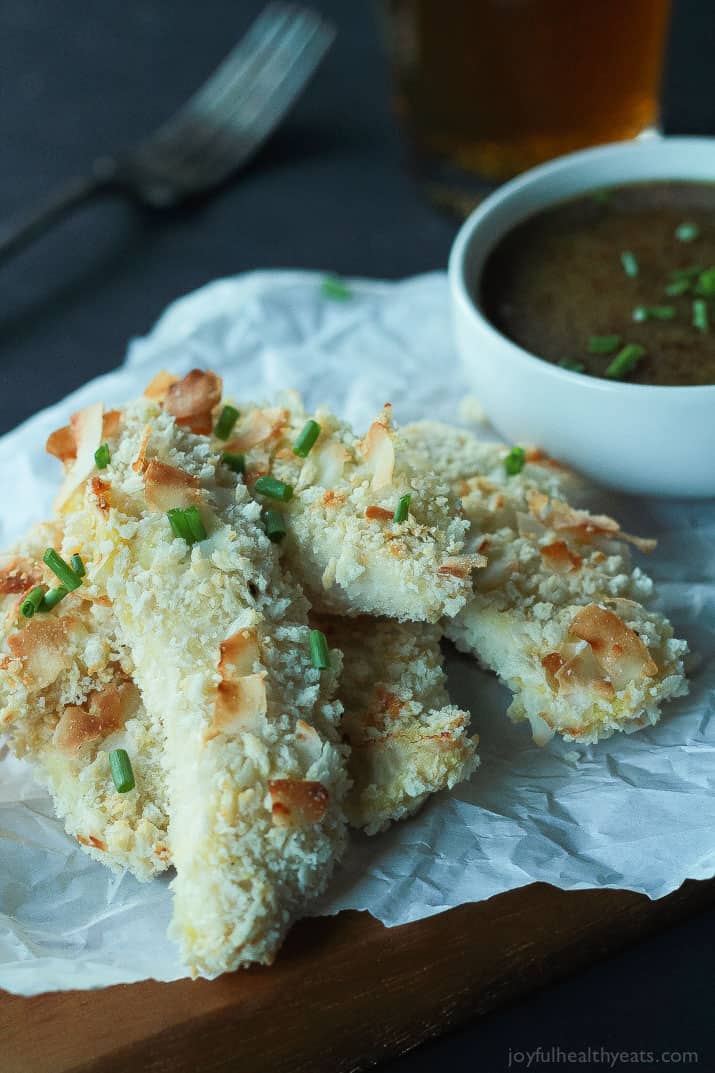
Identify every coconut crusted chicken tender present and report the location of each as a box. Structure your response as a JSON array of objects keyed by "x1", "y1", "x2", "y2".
[
  {"x1": 0, "y1": 521, "x2": 169, "y2": 880},
  {"x1": 320, "y1": 615, "x2": 479, "y2": 835},
  {"x1": 57, "y1": 383, "x2": 349, "y2": 974},
  {"x1": 402, "y1": 422, "x2": 688, "y2": 745},
  {"x1": 215, "y1": 393, "x2": 481, "y2": 622}
]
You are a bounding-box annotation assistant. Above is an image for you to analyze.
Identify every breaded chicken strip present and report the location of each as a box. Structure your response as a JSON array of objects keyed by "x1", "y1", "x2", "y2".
[
  {"x1": 56, "y1": 385, "x2": 349, "y2": 974},
  {"x1": 0, "y1": 521, "x2": 169, "y2": 880},
  {"x1": 320, "y1": 615, "x2": 479, "y2": 834},
  {"x1": 402, "y1": 422, "x2": 689, "y2": 745},
  {"x1": 208, "y1": 389, "x2": 479, "y2": 622}
]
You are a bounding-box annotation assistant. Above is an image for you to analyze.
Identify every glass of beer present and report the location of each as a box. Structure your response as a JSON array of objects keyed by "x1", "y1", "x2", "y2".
[{"x1": 380, "y1": 0, "x2": 671, "y2": 207}]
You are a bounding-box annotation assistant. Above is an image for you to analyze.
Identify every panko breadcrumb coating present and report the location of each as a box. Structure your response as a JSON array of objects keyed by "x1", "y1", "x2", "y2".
[
  {"x1": 0, "y1": 522, "x2": 170, "y2": 879},
  {"x1": 321, "y1": 615, "x2": 479, "y2": 834},
  {"x1": 218, "y1": 392, "x2": 480, "y2": 622},
  {"x1": 56, "y1": 386, "x2": 349, "y2": 974},
  {"x1": 403, "y1": 422, "x2": 689, "y2": 745}
]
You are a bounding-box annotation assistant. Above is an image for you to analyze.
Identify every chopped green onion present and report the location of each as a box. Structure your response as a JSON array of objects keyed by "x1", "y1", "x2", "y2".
[
  {"x1": 94, "y1": 443, "x2": 110, "y2": 469},
  {"x1": 214, "y1": 405, "x2": 239, "y2": 441},
  {"x1": 292, "y1": 420, "x2": 321, "y2": 458},
  {"x1": 504, "y1": 446, "x2": 526, "y2": 476},
  {"x1": 43, "y1": 548, "x2": 82, "y2": 591},
  {"x1": 693, "y1": 299, "x2": 709, "y2": 334},
  {"x1": 321, "y1": 276, "x2": 352, "y2": 301},
  {"x1": 221, "y1": 451, "x2": 245, "y2": 474},
  {"x1": 20, "y1": 586, "x2": 45, "y2": 619},
  {"x1": 605, "y1": 343, "x2": 646, "y2": 380},
  {"x1": 670, "y1": 265, "x2": 702, "y2": 282},
  {"x1": 41, "y1": 586, "x2": 68, "y2": 611},
  {"x1": 558, "y1": 359, "x2": 586, "y2": 373},
  {"x1": 587, "y1": 334, "x2": 621, "y2": 355},
  {"x1": 665, "y1": 278, "x2": 692, "y2": 297},
  {"x1": 632, "y1": 305, "x2": 676, "y2": 322},
  {"x1": 676, "y1": 221, "x2": 700, "y2": 242},
  {"x1": 70, "y1": 554, "x2": 85, "y2": 578},
  {"x1": 109, "y1": 749, "x2": 135, "y2": 793},
  {"x1": 695, "y1": 267, "x2": 715, "y2": 297},
  {"x1": 309, "y1": 629, "x2": 330, "y2": 670},
  {"x1": 620, "y1": 251, "x2": 639, "y2": 278},
  {"x1": 166, "y1": 508, "x2": 206, "y2": 545},
  {"x1": 263, "y1": 510, "x2": 287, "y2": 543},
  {"x1": 393, "y1": 493, "x2": 411, "y2": 523},
  {"x1": 254, "y1": 475, "x2": 294, "y2": 502},
  {"x1": 183, "y1": 506, "x2": 207, "y2": 543}
]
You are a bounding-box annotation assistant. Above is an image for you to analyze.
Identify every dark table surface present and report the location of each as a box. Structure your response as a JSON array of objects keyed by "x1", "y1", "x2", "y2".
[{"x1": 1, "y1": 2, "x2": 713, "y2": 1071}]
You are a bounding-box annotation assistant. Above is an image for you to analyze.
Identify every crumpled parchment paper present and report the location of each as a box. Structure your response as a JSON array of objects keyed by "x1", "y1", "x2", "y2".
[{"x1": 1, "y1": 271, "x2": 713, "y2": 995}]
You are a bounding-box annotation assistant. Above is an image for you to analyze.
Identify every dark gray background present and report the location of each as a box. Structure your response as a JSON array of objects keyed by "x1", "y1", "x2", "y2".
[{"x1": 1, "y1": 2, "x2": 713, "y2": 1071}]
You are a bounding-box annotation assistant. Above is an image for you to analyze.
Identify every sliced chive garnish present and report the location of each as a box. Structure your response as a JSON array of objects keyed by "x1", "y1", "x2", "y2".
[
  {"x1": 504, "y1": 446, "x2": 526, "y2": 476},
  {"x1": 221, "y1": 451, "x2": 245, "y2": 474},
  {"x1": 167, "y1": 508, "x2": 205, "y2": 545},
  {"x1": 676, "y1": 221, "x2": 699, "y2": 242},
  {"x1": 254, "y1": 475, "x2": 294, "y2": 502},
  {"x1": 167, "y1": 508, "x2": 191, "y2": 542},
  {"x1": 665, "y1": 278, "x2": 692, "y2": 297},
  {"x1": 309, "y1": 629, "x2": 330, "y2": 670},
  {"x1": 109, "y1": 749, "x2": 135, "y2": 793},
  {"x1": 620, "y1": 251, "x2": 639, "y2": 278},
  {"x1": 214, "y1": 405, "x2": 239, "y2": 441},
  {"x1": 70, "y1": 554, "x2": 85, "y2": 578},
  {"x1": 558, "y1": 359, "x2": 586, "y2": 373},
  {"x1": 41, "y1": 586, "x2": 68, "y2": 611},
  {"x1": 94, "y1": 443, "x2": 110, "y2": 469},
  {"x1": 587, "y1": 334, "x2": 621, "y2": 355},
  {"x1": 20, "y1": 586, "x2": 45, "y2": 619},
  {"x1": 321, "y1": 276, "x2": 352, "y2": 301},
  {"x1": 693, "y1": 299, "x2": 709, "y2": 334},
  {"x1": 183, "y1": 506, "x2": 207, "y2": 543},
  {"x1": 670, "y1": 265, "x2": 702, "y2": 282},
  {"x1": 393, "y1": 493, "x2": 411, "y2": 523},
  {"x1": 605, "y1": 343, "x2": 646, "y2": 380},
  {"x1": 263, "y1": 510, "x2": 287, "y2": 543},
  {"x1": 695, "y1": 267, "x2": 715, "y2": 297},
  {"x1": 292, "y1": 419, "x2": 321, "y2": 458},
  {"x1": 632, "y1": 305, "x2": 676, "y2": 322},
  {"x1": 43, "y1": 548, "x2": 82, "y2": 591}
]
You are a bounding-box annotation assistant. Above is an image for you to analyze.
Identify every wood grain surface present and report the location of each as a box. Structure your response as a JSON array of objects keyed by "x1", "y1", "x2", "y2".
[{"x1": 2, "y1": 879, "x2": 714, "y2": 1073}]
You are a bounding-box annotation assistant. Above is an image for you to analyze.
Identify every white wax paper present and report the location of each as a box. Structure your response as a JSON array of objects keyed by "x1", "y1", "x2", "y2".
[{"x1": 1, "y1": 271, "x2": 713, "y2": 996}]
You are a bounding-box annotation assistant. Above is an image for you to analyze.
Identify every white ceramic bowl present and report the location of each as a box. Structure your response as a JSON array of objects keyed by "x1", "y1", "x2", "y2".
[{"x1": 449, "y1": 137, "x2": 715, "y2": 498}]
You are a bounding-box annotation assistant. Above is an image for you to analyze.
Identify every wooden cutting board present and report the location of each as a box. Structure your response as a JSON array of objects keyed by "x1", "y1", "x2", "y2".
[{"x1": 3, "y1": 878, "x2": 714, "y2": 1073}]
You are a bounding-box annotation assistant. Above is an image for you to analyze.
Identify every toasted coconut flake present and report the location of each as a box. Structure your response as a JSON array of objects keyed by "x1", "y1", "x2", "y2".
[
  {"x1": 102, "y1": 410, "x2": 122, "y2": 439},
  {"x1": 438, "y1": 553, "x2": 487, "y2": 579},
  {"x1": 528, "y1": 492, "x2": 656, "y2": 552},
  {"x1": 55, "y1": 403, "x2": 104, "y2": 511},
  {"x1": 53, "y1": 685, "x2": 128, "y2": 753},
  {"x1": 77, "y1": 834, "x2": 108, "y2": 852},
  {"x1": 162, "y1": 369, "x2": 222, "y2": 434},
  {"x1": 311, "y1": 441, "x2": 349, "y2": 488},
  {"x1": 8, "y1": 617, "x2": 74, "y2": 689},
  {"x1": 570, "y1": 603, "x2": 658, "y2": 689},
  {"x1": 218, "y1": 627, "x2": 261, "y2": 680},
  {"x1": 131, "y1": 424, "x2": 152, "y2": 473},
  {"x1": 554, "y1": 643, "x2": 615, "y2": 699},
  {"x1": 0, "y1": 559, "x2": 42, "y2": 596},
  {"x1": 226, "y1": 407, "x2": 288, "y2": 452},
  {"x1": 365, "y1": 505, "x2": 394, "y2": 522},
  {"x1": 321, "y1": 490, "x2": 346, "y2": 508},
  {"x1": 207, "y1": 673, "x2": 267, "y2": 741},
  {"x1": 46, "y1": 425, "x2": 76, "y2": 463},
  {"x1": 542, "y1": 652, "x2": 566, "y2": 691},
  {"x1": 91, "y1": 476, "x2": 111, "y2": 514},
  {"x1": 540, "y1": 541, "x2": 582, "y2": 573},
  {"x1": 144, "y1": 370, "x2": 179, "y2": 401},
  {"x1": 359, "y1": 410, "x2": 395, "y2": 490},
  {"x1": 144, "y1": 460, "x2": 200, "y2": 512},
  {"x1": 268, "y1": 779, "x2": 329, "y2": 828},
  {"x1": 294, "y1": 719, "x2": 323, "y2": 764}
]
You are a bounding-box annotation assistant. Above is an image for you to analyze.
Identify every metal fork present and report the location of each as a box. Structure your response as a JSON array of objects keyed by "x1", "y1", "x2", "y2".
[{"x1": 0, "y1": 4, "x2": 334, "y2": 263}]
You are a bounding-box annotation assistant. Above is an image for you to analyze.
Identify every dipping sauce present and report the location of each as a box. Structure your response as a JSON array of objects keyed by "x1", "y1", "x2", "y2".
[{"x1": 480, "y1": 182, "x2": 715, "y2": 386}]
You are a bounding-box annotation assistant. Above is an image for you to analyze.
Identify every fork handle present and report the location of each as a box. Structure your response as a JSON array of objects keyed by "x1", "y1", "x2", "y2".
[{"x1": 0, "y1": 169, "x2": 116, "y2": 265}]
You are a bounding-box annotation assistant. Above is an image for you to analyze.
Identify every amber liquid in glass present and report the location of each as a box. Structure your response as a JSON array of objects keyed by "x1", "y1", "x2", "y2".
[{"x1": 382, "y1": 0, "x2": 671, "y2": 193}]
